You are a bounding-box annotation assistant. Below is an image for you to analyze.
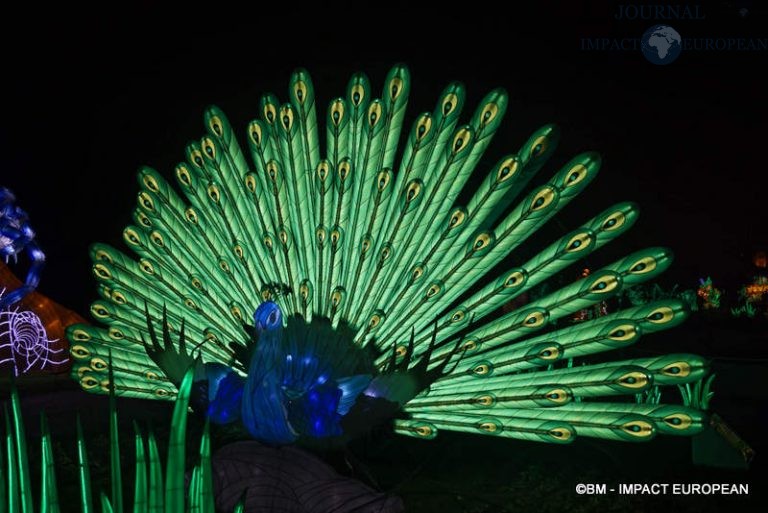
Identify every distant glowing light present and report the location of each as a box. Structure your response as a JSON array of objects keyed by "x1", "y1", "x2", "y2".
[{"x1": 697, "y1": 277, "x2": 722, "y2": 309}]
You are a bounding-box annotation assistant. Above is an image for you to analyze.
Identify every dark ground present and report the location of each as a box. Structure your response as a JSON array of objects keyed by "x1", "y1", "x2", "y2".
[
  {"x1": 2, "y1": 1, "x2": 768, "y2": 511},
  {"x1": 5, "y1": 311, "x2": 766, "y2": 512}
]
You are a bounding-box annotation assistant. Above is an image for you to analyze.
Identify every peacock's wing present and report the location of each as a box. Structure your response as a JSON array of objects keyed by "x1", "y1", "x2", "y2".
[{"x1": 68, "y1": 66, "x2": 709, "y2": 445}]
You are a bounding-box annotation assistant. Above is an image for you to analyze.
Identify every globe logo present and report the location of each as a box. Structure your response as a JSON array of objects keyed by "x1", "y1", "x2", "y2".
[{"x1": 641, "y1": 25, "x2": 682, "y2": 65}]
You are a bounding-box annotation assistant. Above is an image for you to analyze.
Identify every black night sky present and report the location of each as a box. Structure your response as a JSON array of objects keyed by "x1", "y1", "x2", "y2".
[{"x1": 2, "y1": 3, "x2": 766, "y2": 315}]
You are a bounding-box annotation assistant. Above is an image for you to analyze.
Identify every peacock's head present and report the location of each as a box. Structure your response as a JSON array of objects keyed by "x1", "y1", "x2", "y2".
[{"x1": 253, "y1": 301, "x2": 282, "y2": 332}]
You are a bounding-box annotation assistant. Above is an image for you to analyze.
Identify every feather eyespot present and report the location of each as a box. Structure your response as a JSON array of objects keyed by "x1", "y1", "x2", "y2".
[
  {"x1": 331, "y1": 288, "x2": 345, "y2": 307},
  {"x1": 209, "y1": 115, "x2": 223, "y2": 136},
  {"x1": 410, "y1": 264, "x2": 425, "y2": 281},
  {"x1": 529, "y1": 135, "x2": 548, "y2": 158},
  {"x1": 293, "y1": 80, "x2": 308, "y2": 104},
  {"x1": 538, "y1": 346, "x2": 560, "y2": 360},
  {"x1": 202, "y1": 137, "x2": 216, "y2": 159},
  {"x1": 618, "y1": 371, "x2": 649, "y2": 389},
  {"x1": 389, "y1": 77, "x2": 404, "y2": 100},
  {"x1": 425, "y1": 281, "x2": 442, "y2": 299},
  {"x1": 415, "y1": 114, "x2": 432, "y2": 141},
  {"x1": 317, "y1": 161, "x2": 330, "y2": 181},
  {"x1": 442, "y1": 92, "x2": 458, "y2": 116},
  {"x1": 663, "y1": 413, "x2": 693, "y2": 430},
  {"x1": 71, "y1": 344, "x2": 91, "y2": 357},
  {"x1": 602, "y1": 211, "x2": 626, "y2": 231},
  {"x1": 480, "y1": 102, "x2": 499, "y2": 126},
  {"x1": 93, "y1": 264, "x2": 111, "y2": 280},
  {"x1": 280, "y1": 105, "x2": 294, "y2": 131},
  {"x1": 379, "y1": 244, "x2": 392, "y2": 261},
  {"x1": 80, "y1": 375, "x2": 100, "y2": 390},
  {"x1": 207, "y1": 184, "x2": 220, "y2": 203},
  {"x1": 316, "y1": 226, "x2": 326, "y2": 245},
  {"x1": 123, "y1": 228, "x2": 141, "y2": 246},
  {"x1": 563, "y1": 164, "x2": 588, "y2": 188},
  {"x1": 263, "y1": 103, "x2": 277, "y2": 124},
  {"x1": 330, "y1": 99, "x2": 344, "y2": 127},
  {"x1": 589, "y1": 274, "x2": 619, "y2": 294},
  {"x1": 415, "y1": 425, "x2": 433, "y2": 437},
  {"x1": 376, "y1": 170, "x2": 391, "y2": 191},
  {"x1": 549, "y1": 428, "x2": 572, "y2": 440},
  {"x1": 621, "y1": 420, "x2": 654, "y2": 437},
  {"x1": 331, "y1": 226, "x2": 341, "y2": 249},
  {"x1": 451, "y1": 127, "x2": 472, "y2": 154},
  {"x1": 565, "y1": 232, "x2": 592, "y2": 253},
  {"x1": 474, "y1": 394, "x2": 495, "y2": 406},
  {"x1": 350, "y1": 83, "x2": 365, "y2": 106},
  {"x1": 90, "y1": 358, "x2": 108, "y2": 371},
  {"x1": 93, "y1": 249, "x2": 114, "y2": 263},
  {"x1": 369, "y1": 310, "x2": 384, "y2": 329},
  {"x1": 530, "y1": 187, "x2": 556, "y2": 211},
  {"x1": 609, "y1": 324, "x2": 638, "y2": 341},
  {"x1": 142, "y1": 174, "x2": 160, "y2": 192},
  {"x1": 249, "y1": 122, "x2": 263, "y2": 145},
  {"x1": 361, "y1": 236, "x2": 372, "y2": 254},
  {"x1": 479, "y1": 421, "x2": 500, "y2": 433},
  {"x1": 368, "y1": 101, "x2": 382, "y2": 127},
  {"x1": 300, "y1": 281, "x2": 311, "y2": 302},
  {"x1": 404, "y1": 180, "x2": 422, "y2": 203},
  {"x1": 139, "y1": 260, "x2": 154, "y2": 275},
  {"x1": 190, "y1": 149, "x2": 204, "y2": 169},
  {"x1": 471, "y1": 232, "x2": 493, "y2": 253},
  {"x1": 176, "y1": 164, "x2": 192, "y2": 187},
  {"x1": 629, "y1": 256, "x2": 657, "y2": 275},
  {"x1": 244, "y1": 174, "x2": 258, "y2": 194},
  {"x1": 546, "y1": 389, "x2": 569, "y2": 404},
  {"x1": 337, "y1": 160, "x2": 351, "y2": 181},
  {"x1": 495, "y1": 156, "x2": 519, "y2": 184},
  {"x1": 524, "y1": 311, "x2": 546, "y2": 328},
  {"x1": 661, "y1": 361, "x2": 691, "y2": 378},
  {"x1": 646, "y1": 306, "x2": 674, "y2": 324},
  {"x1": 136, "y1": 211, "x2": 152, "y2": 228},
  {"x1": 504, "y1": 270, "x2": 525, "y2": 288},
  {"x1": 267, "y1": 162, "x2": 279, "y2": 181},
  {"x1": 90, "y1": 303, "x2": 110, "y2": 319},
  {"x1": 448, "y1": 208, "x2": 466, "y2": 229},
  {"x1": 138, "y1": 192, "x2": 155, "y2": 212}
]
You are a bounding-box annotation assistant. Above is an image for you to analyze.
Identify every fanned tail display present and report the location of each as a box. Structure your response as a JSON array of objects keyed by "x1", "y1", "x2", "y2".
[{"x1": 67, "y1": 66, "x2": 709, "y2": 445}]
